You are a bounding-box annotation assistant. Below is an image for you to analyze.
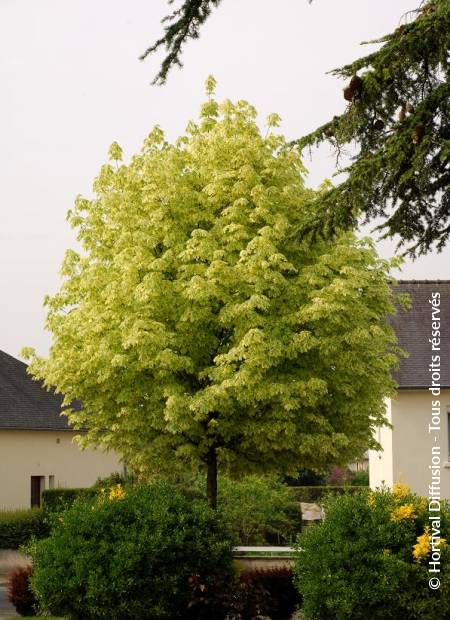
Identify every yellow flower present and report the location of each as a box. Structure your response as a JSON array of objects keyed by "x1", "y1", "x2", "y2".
[
  {"x1": 393, "y1": 482, "x2": 410, "y2": 499},
  {"x1": 413, "y1": 527, "x2": 431, "y2": 561},
  {"x1": 109, "y1": 484, "x2": 126, "y2": 501},
  {"x1": 367, "y1": 493, "x2": 376, "y2": 508},
  {"x1": 413, "y1": 528, "x2": 447, "y2": 562},
  {"x1": 391, "y1": 503, "x2": 415, "y2": 521}
]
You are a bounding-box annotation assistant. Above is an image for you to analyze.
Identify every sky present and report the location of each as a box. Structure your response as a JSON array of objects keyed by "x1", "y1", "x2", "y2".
[{"x1": 1, "y1": 0, "x2": 449, "y2": 360}]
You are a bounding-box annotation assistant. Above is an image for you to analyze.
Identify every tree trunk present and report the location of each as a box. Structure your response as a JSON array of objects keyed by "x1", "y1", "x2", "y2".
[{"x1": 206, "y1": 446, "x2": 218, "y2": 509}]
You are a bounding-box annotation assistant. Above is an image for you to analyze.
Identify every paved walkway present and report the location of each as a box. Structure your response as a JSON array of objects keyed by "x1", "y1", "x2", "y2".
[{"x1": 0, "y1": 585, "x2": 17, "y2": 618}]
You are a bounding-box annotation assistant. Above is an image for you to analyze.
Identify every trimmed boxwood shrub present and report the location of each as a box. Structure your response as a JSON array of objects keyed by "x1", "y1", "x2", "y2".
[
  {"x1": 294, "y1": 485, "x2": 450, "y2": 619},
  {"x1": 0, "y1": 509, "x2": 48, "y2": 549},
  {"x1": 29, "y1": 483, "x2": 235, "y2": 620},
  {"x1": 7, "y1": 565, "x2": 37, "y2": 616},
  {"x1": 41, "y1": 488, "x2": 99, "y2": 514}
]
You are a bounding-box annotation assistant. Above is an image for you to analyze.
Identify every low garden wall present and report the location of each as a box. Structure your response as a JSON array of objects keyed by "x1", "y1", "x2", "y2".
[{"x1": 233, "y1": 546, "x2": 296, "y2": 571}]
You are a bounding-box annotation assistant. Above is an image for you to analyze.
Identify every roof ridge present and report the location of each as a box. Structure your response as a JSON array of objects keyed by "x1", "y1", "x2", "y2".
[{"x1": 0, "y1": 349, "x2": 27, "y2": 366}]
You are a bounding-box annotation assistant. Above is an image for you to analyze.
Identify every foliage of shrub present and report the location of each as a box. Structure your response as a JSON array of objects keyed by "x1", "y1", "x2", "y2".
[
  {"x1": 294, "y1": 485, "x2": 450, "y2": 619},
  {"x1": 288, "y1": 485, "x2": 366, "y2": 503},
  {"x1": 7, "y1": 565, "x2": 37, "y2": 616},
  {"x1": 284, "y1": 469, "x2": 327, "y2": 487},
  {"x1": 0, "y1": 509, "x2": 48, "y2": 549},
  {"x1": 326, "y1": 465, "x2": 350, "y2": 486},
  {"x1": 236, "y1": 566, "x2": 301, "y2": 619},
  {"x1": 92, "y1": 471, "x2": 131, "y2": 488},
  {"x1": 216, "y1": 475, "x2": 300, "y2": 544},
  {"x1": 29, "y1": 483, "x2": 235, "y2": 620},
  {"x1": 350, "y1": 469, "x2": 369, "y2": 486},
  {"x1": 181, "y1": 573, "x2": 233, "y2": 620},
  {"x1": 185, "y1": 566, "x2": 300, "y2": 619},
  {"x1": 286, "y1": 468, "x2": 369, "y2": 489},
  {"x1": 41, "y1": 488, "x2": 98, "y2": 514}
]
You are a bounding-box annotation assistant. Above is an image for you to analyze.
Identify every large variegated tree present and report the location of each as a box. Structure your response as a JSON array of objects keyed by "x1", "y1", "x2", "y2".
[{"x1": 25, "y1": 79, "x2": 400, "y2": 508}]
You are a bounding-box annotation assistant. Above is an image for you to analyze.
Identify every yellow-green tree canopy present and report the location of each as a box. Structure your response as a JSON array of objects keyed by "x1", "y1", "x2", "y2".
[{"x1": 25, "y1": 79, "x2": 400, "y2": 507}]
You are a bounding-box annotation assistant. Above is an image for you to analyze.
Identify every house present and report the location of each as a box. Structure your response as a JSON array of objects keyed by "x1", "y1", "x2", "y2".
[
  {"x1": 348, "y1": 451, "x2": 369, "y2": 473},
  {"x1": 0, "y1": 349, "x2": 123, "y2": 509},
  {"x1": 369, "y1": 280, "x2": 450, "y2": 499}
]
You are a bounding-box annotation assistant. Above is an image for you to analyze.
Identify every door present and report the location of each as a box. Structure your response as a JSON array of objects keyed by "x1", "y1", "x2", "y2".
[{"x1": 30, "y1": 476, "x2": 43, "y2": 508}]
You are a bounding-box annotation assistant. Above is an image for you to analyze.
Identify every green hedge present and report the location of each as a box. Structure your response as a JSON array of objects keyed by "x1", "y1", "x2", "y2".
[
  {"x1": 289, "y1": 486, "x2": 368, "y2": 503},
  {"x1": 42, "y1": 488, "x2": 99, "y2": 514},
  {"x1": 0, "y1": 509, "x2": 49, "y2": 549}
]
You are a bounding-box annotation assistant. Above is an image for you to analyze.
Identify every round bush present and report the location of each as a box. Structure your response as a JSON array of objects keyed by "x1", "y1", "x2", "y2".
[
  {"x1": 29, "y1": 483, "x2": 235, "y2": 620},
  {"x1": 7, "y1": 565, "x2": 36, "y2": 617},
  {"x1": 294, "y1": 485, "x2": 450, "y2": 619}
]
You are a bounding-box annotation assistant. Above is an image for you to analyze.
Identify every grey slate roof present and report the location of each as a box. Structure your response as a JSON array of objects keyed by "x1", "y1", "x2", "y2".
[
  {"x1": 0, "y1": 349, "x2": 72, "y2": 430},
  {"x1": 391, "y1": 280, "x2": 450, "y2": 389}
]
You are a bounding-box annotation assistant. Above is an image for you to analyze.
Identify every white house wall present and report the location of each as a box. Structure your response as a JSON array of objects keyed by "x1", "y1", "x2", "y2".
[
  {"x1": 0, "y1": 430, "x2": 123, "y2": 509},
  {"x1": 370, "y1": 390, "x2": 450, "y2": 499},
  {"x1": 369, "y1": 397, "x2": 393, "y2": 489}
]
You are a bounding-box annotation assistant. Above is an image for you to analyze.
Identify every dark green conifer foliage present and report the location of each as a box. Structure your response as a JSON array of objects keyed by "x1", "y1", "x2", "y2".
[
  {"x1": 144, "y1": 0, "x2": 449, "y2": 255},
  {"x1": 297, "y1": 0, "x2": 450, "y2": 256},
  {"x1": 140, "y1": 0, "x2": 224, "y2": 85}
]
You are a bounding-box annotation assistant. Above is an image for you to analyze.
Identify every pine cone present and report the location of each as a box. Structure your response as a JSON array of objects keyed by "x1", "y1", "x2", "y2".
[
  {"x1": 412, "y1": 124, "x2": 424, "y2": 145},
  {"x1": 343, "y1": 75, "x2": 363, "y2": 102}
]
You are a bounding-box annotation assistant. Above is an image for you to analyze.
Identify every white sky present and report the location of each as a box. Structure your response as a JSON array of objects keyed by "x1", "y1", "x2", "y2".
[{"x1": 1, "y1": 0, "x2": 449, "y2": 359}]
